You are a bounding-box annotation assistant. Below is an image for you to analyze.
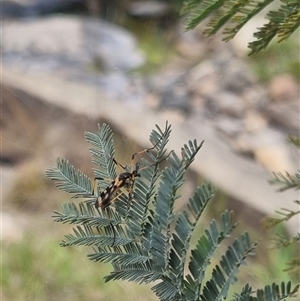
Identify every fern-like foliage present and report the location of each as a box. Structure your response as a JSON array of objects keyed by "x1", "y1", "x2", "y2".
[
  {"x1": 181, "y1": 0, "x2": 300, "y2": 55},
  {"x1": 270, "y1": 172, "x2": 300, "y2": 192},
  {"x1": 46, "y1": 123, "x2": 299, "y2": 301},
  {"x1": 233, "y1": 281, "x2": 300, "y2": 301},
  {"x1": 268, "y1": 136, "x2": 300, "y2": 191},
  {"x1": 46, "y1": 158, "x2": 92, "y2": 198},
  {"x1": 263, "y1": 136, "x2": 300, "y2": 275}
]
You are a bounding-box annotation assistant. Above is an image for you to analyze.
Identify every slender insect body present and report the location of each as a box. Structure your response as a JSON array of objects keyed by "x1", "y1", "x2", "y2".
[
  {"x1": 93, "y1": 149, "x2": 172, "y2": 211},
  {"x1": 96, "y1": 182, "x2": 116, "y2": 209},
  {"x1": 95, "y1": 168, "x2": 141, "y2": 209}
]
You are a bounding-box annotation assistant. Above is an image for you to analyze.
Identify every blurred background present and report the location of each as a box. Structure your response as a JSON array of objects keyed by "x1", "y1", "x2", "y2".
[{"x1": 1, "y1": 0, "x2": 299, "y2": 300}]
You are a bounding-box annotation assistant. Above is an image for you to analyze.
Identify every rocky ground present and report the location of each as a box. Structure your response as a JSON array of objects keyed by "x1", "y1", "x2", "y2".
[{"x1": 1, "y1": 5, "x2": 299, "y2": 243}]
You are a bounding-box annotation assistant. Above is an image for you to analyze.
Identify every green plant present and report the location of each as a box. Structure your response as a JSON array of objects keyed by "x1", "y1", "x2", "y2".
[
  {"x1": 263, "y1": 136, "x2": 300, "y2": 275},
  {"x1": 46, "y1": 123, "x2": 299, "y2": 301},
  {"x1": 181, "y1": 0, "x2": 300, "y2": 55}
]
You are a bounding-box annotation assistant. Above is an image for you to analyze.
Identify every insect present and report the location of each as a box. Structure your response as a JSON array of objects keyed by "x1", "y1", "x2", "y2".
[
  {"x1": 91, "y1": 135, "x2": 172, "y2": 245},
  {"x1": 93, "y1": 138, "x2": 170, "y2": 210}
]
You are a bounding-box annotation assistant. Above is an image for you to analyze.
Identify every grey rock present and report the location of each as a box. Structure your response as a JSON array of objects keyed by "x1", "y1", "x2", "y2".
[
  {"x1": 208, "y1": 91, "x2": 247, "y2": 117},
  {"x1": 217, "y1": 58, "x2": 256, "y2": 94},
  {"x1": 243, "y1": 110, "x2": 268, "y2": 132},
  {"x1": 215, "y1": 117, "x2": 244, "y2": 137},
  {"x1": 159, "y1": 83, "x2": 190, "y2": 114},
  {"x1": 2, "y1": 0, "x2": 83, "y2": 18},
  {"x1": 146, "y1": 71, "x2": 186, "y2": 93},
  {"x1": 187, "y1": 60, "x2": 219, "y2": 97},
  {"x1": 83, "y1": 18, "x2": 145, "y2": 71},
  {"x1": 234, "y1": 128, "x2": 295, "y2": 173},
  {"x1": 264, "y1": 101, "x2": 300, "y2": 134},
  {"x1": 2, "y1": 15, "x2": 146, "y2": 99},
  {"x1": 2, "y1": 15, "x2": 145, "y2": 72},
  {"x1": 128, "y1": 1, "x2": 171, "y2": 18}
]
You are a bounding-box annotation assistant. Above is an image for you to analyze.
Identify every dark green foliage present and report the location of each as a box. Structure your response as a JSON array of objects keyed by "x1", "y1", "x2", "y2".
[
  {"x1": 233, "y1": 282, "x2": 300, "y2": 301},
  {"x1": 181, "y1": 0, "x2": 300, "y2": 55},
  {"x1": 46, "y1": 123, "x2": 299, "y2": 301}
]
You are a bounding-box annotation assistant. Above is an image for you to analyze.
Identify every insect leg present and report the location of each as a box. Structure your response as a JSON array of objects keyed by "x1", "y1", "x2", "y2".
[
  {"x1": 92, "y1": 177, "x2": 104, "y2": 196},
  {"x1": 112, "y1": 158, "x2": 126, "y2": 170},
  {"x1": 129, "y1": 134, "x2": 163, "y2": 168},
  {"x1": 137, "y1": 150, "x2": 174, "y2": 172}
]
